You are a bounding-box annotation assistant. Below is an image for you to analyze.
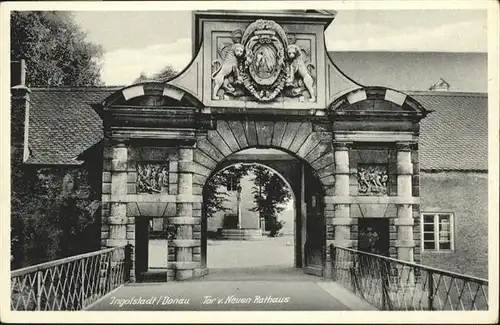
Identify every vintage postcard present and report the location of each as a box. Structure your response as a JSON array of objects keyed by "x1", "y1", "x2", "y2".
[{"x1": 1, "y1": 0, "x2": 498, "y2": 323}]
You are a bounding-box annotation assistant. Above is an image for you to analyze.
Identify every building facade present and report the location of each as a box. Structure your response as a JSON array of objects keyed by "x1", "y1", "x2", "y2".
[{"x1": 10, "y1": 10, "x2": 488, "y2": 281}]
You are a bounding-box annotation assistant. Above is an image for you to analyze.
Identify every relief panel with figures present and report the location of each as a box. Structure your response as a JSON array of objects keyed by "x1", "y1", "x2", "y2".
[
  {"x1": 136, "y1": 163, "x2": 169, "y2": 194},
  {"x1": 357, "y1": 164, "x2": 389, "y2": 196}
]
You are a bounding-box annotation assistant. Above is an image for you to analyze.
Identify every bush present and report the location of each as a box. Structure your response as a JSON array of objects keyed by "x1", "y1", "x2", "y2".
[{"x1": 268, "y1": 219, "x2": 284, "y2": 237}]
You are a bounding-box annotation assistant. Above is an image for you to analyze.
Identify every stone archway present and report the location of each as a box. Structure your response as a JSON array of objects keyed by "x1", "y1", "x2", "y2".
[
  {"x1": 96, "y1": 10, "x2": 429, "y2": 283},
  {"x1": 198, "y1": 148, "x2": 327, "y2": 278},
  {"x1": 188, "y1": 119, "x2": 333, "y2": 279}
]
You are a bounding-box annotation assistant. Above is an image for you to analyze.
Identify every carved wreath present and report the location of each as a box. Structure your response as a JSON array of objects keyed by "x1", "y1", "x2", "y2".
[{"x1": 211, "y1": 19, "x2": 316, "y2": 102}]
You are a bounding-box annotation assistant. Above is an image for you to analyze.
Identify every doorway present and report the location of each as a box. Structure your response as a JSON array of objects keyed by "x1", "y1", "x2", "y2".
[
  {"x1": 200, "y1": 148, "x2": 326, "y2": 279},
  {"x1": 358, "y1": 218, "x2": 390, "y2": 256}
]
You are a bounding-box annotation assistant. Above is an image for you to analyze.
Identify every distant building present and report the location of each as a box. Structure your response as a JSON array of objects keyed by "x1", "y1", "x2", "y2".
[
  {"x1": 429, "y1": 78, "x2": 450, "y2": 92},
  {"x1": 207, "y1": 168, "x2": 295, "y2": 239}
]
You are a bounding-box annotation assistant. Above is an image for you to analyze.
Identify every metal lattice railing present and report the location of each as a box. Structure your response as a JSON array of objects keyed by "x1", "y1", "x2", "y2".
[
  {"x1": 330, "y1": 245, "x2": 488, "y2": 311},
  {"x1": 11, "y1": 245, "x2": 132, "y2": 311}
]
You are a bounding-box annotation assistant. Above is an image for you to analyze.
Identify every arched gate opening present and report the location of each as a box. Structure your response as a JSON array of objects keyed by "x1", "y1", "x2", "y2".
[{"x1": 199, "y1": 148, "x2": 326, "y2": 279}]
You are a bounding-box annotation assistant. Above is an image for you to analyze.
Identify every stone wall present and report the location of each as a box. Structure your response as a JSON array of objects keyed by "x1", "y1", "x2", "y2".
[
  {"x1": 101, "y1": 143, "x2": 182, "y2": 282},
  {"x1": 420, "y1": 171, "x2": 488, "y2": 278},
  {"x1": 346, "y1": 145, "x2": 420, "y2": 263}
]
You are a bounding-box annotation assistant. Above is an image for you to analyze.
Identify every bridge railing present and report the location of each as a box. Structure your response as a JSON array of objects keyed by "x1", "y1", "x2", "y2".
[
  {"x1": 11, "y1": 245, "x2": 132, "y2": 311},
  {"x1": 330, "y1": 244, "x2": 488, "y2": 311}
]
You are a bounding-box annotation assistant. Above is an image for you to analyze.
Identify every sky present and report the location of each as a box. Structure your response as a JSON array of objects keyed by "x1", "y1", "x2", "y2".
[{"x1": 72, "y1": 9, "x2": 487, "y2": 86}]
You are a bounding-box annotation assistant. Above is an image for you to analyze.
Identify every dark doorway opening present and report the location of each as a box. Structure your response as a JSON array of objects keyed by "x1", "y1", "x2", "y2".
[{"x1": 358, "y1": 218, "x2": 390, "y2": 257}]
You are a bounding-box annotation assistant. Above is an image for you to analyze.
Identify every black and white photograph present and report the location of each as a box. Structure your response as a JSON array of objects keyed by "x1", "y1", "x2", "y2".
[{"x1": 1, "y1": 1, "x2": 498, "y2": 323}]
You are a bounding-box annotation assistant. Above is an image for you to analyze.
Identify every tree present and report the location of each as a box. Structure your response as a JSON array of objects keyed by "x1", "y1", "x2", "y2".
[
  {"x1": 10, "y1": 167, "x2": 101, "y2": 269},
  {"x1": 249, "y1": 165, "x2": 291, "y2": 237},
  {"x1": 134, "y1": 64, "x2": 178, "y2": 83},
  {"x1": 11, "y1": 11, "x2": 103, "y2": 87},
  {"x1": 204, "y1": 164, "x2": 251, "y2": 219}
]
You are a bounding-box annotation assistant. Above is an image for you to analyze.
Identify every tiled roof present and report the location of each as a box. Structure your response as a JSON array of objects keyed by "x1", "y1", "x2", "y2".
[
  {"x1": 24, "y1": 88, "x2": 488, "y2": 171},
  {"x1": 410, "y1": 91, "x2": 488, "y2": 171},
  {"x1": 26, "y1": 88, "x2": 118, "y2": 165}
]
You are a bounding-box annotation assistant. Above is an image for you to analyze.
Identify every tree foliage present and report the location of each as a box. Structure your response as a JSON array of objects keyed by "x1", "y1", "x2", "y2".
[
  {"x1": 11, "y1": 167, "x2": 101, "y2": 269},
  {"x1": 250, "y1": 165, "x2": 291, "y2": 237},
  {"x1": 204, "y1": 163, "x2": 291, "y2": 237},
  {"x1": 204, "y1": 164, "x2": 252, "y2": 219},
  {"x1": 11, "y1": 11, "x2": 103, "y2": 87},
  {"x1": 134, "y1": 64, "x2": 178, "y2": 83}
]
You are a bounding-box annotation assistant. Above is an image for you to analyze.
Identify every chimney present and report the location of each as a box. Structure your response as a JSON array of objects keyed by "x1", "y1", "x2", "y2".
[
  {"x1": 11, "y1": 59, "x2": 31, "y2": 163},
  {"x1": 429, "y1": 78, "x2": 450, "y2": 92}
]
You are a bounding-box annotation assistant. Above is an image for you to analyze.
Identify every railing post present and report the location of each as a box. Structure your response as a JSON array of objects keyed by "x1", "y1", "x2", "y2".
[
  {"x1": 380, "y1": 259, "x2": 387, "y2": 310},
  {"x1": 80, "y1": 260, "x2": 85, "y2": 309},
  {"x1": 125, "y1": 244, "x2": 132, "y2": 282},
  {"x1": 428, "y1": 270, "x2": 434, "y2": 311},
  {"x1": 35, "y1": 271, "x2": 42, "y2": 311},
  {"x1": 350, "y1": 254, "x2": 357, "y2": 294},
  {"x1": 330, "y1": 245, "x2": 336, "y2": 281},
  {"x1": 108, "y1": 252, "x2": 113, "y2": 290}
]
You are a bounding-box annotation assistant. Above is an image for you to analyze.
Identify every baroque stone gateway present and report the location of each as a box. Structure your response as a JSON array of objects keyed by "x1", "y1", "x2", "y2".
[
  {"x1": 211, "y1": 19, "x2": 316, "y2": 102},
  {"x1": 95, "y1": 10, "x2": 431, "y2": 282}
]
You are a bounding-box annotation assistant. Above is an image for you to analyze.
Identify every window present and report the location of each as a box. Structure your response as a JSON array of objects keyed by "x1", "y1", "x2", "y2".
[
  {"x1": 226, "y1": 176, "x2": 239, "y2": 191},
  {"x1": 421, "y1": 213, "x2": 454, "y2": 251}
]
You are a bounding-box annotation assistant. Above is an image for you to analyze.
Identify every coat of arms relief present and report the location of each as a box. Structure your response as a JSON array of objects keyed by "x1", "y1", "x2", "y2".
[{"x1": 211, "y1": 19, "x2": 316, "y2": 102}]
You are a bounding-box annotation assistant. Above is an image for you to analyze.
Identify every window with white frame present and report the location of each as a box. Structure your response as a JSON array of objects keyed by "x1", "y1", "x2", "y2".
[
  {"x1": 421, "y1": 213, "x2": 454, "y2": 251},
  {"x1": 226, "y1": 176, "x2": 239, "y2": 192}
]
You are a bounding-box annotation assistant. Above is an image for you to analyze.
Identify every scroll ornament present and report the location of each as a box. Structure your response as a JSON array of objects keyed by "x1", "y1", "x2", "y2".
[{"x1": 211, "y1": 19, "x2": 316, "y2": 102}]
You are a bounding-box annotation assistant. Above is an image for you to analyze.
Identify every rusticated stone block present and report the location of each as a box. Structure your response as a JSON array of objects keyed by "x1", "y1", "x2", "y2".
[
  {"x1": 102, "y1": 172, "x2": 111, "y2": 183},
  {"x1": 137, "y1": 202, "x2": 168, "y2": 217},
  {"x1": 127, "y1": 172, "x2": 137, "y2": 183},
  {"x1": 102, "y1": 183, "x2": 111, "y2": 195},
  {"x1": 169, "y1": 172, "x2": 178, "y2": 184},
  {"x1": 103, "y1": 159, "x2": 112, "y2": 172},
  {"x1": 126, "y1": 203, "x2": 139, "y2": 216},
  {"x1": 194, "y1": 149, "x2": 217, "y2": 170},
  {"x1": 101, "y1": 208, "x2": 110, "y2": 218},
  {"x1": 228, "y1": 120, "x2": 249, "y2": 148},
  {"x1": 219, "y1": 120, "x2": 241, "y2": 152},
  {"x1": 132, "y1": 147, "x2": 178, "y2": 162},
  {"x1": 127, "y1": 184, "x2": 136, "y2": 194}
]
